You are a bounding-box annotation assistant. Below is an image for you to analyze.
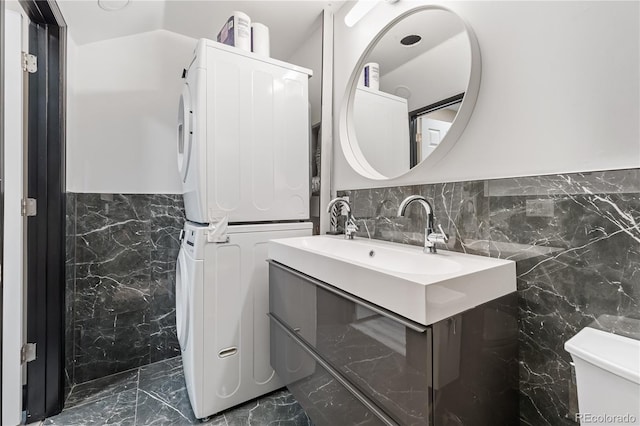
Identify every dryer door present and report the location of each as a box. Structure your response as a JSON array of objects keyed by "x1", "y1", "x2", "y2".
[
  {"x1": 175, "y1": 248, "x2": 190, "y2": 351},
  {"x1": 177, "y1": 84, "x2": 193, "y2": 183}
]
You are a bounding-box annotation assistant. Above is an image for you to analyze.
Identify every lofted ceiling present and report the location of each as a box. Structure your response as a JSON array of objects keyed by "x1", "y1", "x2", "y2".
[
  {"x1": 57, "y1": 0, "x2": 345, "y2": 60},
  {"x1": 367, "y1": 8, "x2": 465, "y2": 74}
]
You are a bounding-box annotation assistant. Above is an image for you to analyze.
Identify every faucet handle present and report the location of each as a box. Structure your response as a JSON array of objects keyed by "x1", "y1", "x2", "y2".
[
  {"x1": 437, "y1": 224, "x2": 449, "y2": 243},
  {"x1": 345, "y1": 216, "x2": 358, "y2": 240},
  {"x1": 427, "y1": 224, "x2": 449, "y2": 245},
  {"x1": 346, "y1": 216, "x2": 359, "y2": 232}
]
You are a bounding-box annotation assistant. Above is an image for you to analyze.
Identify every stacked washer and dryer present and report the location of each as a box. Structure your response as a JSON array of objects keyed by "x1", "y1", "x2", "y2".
[{"x1": 175, "y1": 39, "x2": 313, "y2": 419}]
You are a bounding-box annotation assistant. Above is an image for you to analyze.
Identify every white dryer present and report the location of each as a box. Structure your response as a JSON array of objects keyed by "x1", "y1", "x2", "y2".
[
  {"x1": 177, "y1": 39, "x2": 312, "y2": 224},
  {"x1": 176, "y1": 220, "x2": 312, "y2": 419}
]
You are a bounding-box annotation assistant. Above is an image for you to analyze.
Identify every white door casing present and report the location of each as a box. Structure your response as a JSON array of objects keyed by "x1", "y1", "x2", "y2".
[{"x1": 3, "y1": 8, "x2": 26, "y2": 426}]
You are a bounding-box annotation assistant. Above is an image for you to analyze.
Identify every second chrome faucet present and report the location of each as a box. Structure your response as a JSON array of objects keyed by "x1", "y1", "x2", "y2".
[
  {"x1": 327, "y1": 197, "x2": 358, "y2": 239},
  {"x1": 397, "y1": 195, "x2": 448, "y2": 254}
]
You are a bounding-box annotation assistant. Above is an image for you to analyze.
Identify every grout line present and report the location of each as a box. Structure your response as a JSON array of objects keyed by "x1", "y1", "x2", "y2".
[
  {"x1": 63, "y1": 384, "x2": 75, "y2": 407},
  {"x1": 71, "y1": 354, "x2": 181, "y2": 389},
  {"x1": 138, "y1": 389, "x2": 192, "y2": 423},
  {"x1": 133, "y1": 366, "x2": 141, "y2": 425}
]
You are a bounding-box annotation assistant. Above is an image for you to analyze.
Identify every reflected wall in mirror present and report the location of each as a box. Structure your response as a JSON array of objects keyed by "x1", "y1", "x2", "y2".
[{"x1": 347, "y1": 7, "x2": 478, "y2": 179}]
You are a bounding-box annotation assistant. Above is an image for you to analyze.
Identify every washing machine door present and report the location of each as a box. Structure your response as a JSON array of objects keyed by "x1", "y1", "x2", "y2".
[
  {"x1": 177, "y1": 84, "x2": 193, "y2": 183},
  {"x1": 175, "y1": 247, "x2": 190, "y2": 351}
]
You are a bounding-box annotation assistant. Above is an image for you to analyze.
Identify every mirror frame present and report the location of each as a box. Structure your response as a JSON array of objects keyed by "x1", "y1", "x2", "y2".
[{"x1": 339, "y1": 4, "x2": 482, "y2": 181}]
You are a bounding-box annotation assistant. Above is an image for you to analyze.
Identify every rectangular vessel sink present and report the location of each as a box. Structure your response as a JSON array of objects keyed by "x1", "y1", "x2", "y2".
[{"x1": 268, "y1": 235, "x2": 516, "y2": 326}]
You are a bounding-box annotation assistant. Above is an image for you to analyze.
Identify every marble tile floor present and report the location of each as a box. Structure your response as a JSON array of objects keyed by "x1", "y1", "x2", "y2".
[{"x1": 45, "y1": 357, "x2": 313, "y2": 425}]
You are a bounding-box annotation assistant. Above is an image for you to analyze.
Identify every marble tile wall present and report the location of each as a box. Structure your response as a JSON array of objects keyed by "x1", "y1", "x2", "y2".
[
  {"x1": 338, "y1": 168, "x2": 640, "y2": 425},
  {"x1": 65, "y1": 193, "x2": 185, "y2": 386}
]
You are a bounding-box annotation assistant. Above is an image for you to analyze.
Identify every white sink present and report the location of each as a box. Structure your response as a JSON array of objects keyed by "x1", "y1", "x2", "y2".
[{"x1": 268, "y1": 235, "x2": 516, "y2": 326}]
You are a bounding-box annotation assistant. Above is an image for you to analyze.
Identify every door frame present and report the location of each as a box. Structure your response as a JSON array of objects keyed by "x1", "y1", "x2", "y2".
[
  {"x1": 408, "y1": 92, "x2": 464, "y2": 168},
  {"x1": 19, "y1": 0, "x2": 67, "y2": 421},
  {"x1": 1, "y1": 5, "x2": 24, "y2": 426}
]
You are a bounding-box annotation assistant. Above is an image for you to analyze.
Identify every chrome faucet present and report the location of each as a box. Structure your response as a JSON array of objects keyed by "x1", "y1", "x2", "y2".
[
  {"x1": 397, "y1": 195, "x2": 449, "y2": 253},
  {"x1": 327, "y1": 197, "x2": 358, "y2": 239}
]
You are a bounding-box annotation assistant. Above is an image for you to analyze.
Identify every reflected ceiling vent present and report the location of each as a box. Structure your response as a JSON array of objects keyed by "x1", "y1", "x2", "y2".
[
  {"x1": 400, "y1": 35, "x2": 422, "y2": 46},
  {"x1": 394, "y1": 86, "x2": 411, "y2": 99},
  {"x1": 97, "y1": 0, "x2": 130, "y2": 12}
]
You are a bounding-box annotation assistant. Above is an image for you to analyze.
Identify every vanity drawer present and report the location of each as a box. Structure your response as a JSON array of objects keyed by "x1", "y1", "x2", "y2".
[
  {"x1": 269, "y1": 261, "x2": 318, "y2": 345},
  {"x1": 269, "y1": 261, "x2": 434, "y2": 426},
  {"x1": 269, "y1": 314, "x2": 395, "y2": 426}
]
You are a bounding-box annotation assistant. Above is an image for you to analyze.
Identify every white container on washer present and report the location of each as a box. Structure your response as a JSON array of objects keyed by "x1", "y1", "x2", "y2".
[
  {"x1": 216, "y1": 11, "x2": 252, "y2": 52},
  {"x1": 251, "y1": 23, "x2": 270, "y2": 57},
  {"x1": 361, "y1": 62, "x2": 379, "y2": 90}
]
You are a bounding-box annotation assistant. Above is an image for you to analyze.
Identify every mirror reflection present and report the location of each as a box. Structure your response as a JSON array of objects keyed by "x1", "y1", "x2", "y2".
[{"x1": 351, "y1": 8, "x2": 472, "y2": 178}]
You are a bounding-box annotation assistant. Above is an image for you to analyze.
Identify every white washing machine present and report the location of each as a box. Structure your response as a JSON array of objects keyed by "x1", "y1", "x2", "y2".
[
  {"x1": 177, "y1": 39, "x2": 312, "y2": 224},
  {"x1": 176, "y1": 220, "x2": 312, "y2": 419}
]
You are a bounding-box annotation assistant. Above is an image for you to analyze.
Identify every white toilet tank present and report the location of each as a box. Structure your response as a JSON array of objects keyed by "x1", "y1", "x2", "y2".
[{"x1": 565, "y1": 318, "x2": 640, "y2": 426}]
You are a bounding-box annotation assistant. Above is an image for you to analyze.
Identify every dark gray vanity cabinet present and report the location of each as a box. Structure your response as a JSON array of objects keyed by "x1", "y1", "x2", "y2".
[{"x1": 268, "y1": 261, "x2": 519, "y2": 426}]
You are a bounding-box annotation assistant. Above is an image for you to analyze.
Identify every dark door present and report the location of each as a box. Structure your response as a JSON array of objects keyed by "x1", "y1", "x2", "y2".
[{"x1": 20, "y1": 0, "x2": 67, "y2": 421}]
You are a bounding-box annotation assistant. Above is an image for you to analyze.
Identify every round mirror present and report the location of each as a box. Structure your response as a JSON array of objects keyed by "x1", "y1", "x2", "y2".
[{"x1": 344, "y1": 6, "x2": 481, "y2": 180}]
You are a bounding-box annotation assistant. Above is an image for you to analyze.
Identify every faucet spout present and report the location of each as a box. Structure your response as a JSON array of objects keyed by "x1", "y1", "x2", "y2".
[
  {"x1": 327, "y1": 197, "x2": 357, "y2": 240},
  {"x1": 327, "y1": 197, "x2": 351, "y2": 215},
  {"x1": 397, "y1": 195, "x2": 446, "y2": 253},
  {"x1": 397, "y1": 195, "x2": 435, "y2": 234}
]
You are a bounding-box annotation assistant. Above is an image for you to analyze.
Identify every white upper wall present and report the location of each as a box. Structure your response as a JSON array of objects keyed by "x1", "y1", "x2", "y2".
[
  {"x1": 287, "y1": 21, "x2": 323, "y2": 126},
  {"x1": 66, "y1": 29, "x2": 196, "y2": 193},
  {"x1": 333, "y1": 1, "x2": 640, "y2": 190}
]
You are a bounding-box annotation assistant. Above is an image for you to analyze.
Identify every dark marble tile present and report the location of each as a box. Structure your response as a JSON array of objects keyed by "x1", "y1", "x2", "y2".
[
  {"x1": 74, "y1": 310, "x2": 150, "y2": 383},
  {"x1": 67, "y1": 193, "x2": 186, "y2": 385},
  {"x1": 486, "y1": 169, "x2": 640, "y2": 197},
  {"x1": 340, "y1": 185, "x2": 436, "y2": 246},
  {"x1": 75, "y1": 193, "x2": 152, "y2": 234},
  {"x1": 149, "y1": 249, "x2": 180, "y2": 363},
  {"x1": 65, "y1": 192, "x2": 77, "y2": 394},
  {"x1": 203, "y1": 416, "x2": 230, "y2": 426},
  {"x1": 137, "y1": 357, "x2": 196, "y2": 423},
  {"x1": 73, "y1": 263, "x2": 151, "y2": 321},
  {"x1": 432, "y1": 180, "x2": 491, "y2": 256},
  {"x1": 148, "y1": 194, "x2": 184, "y2": 251},
  {"x1": 51, "y1": 354, "x2": 311, "y2": 426},
  {"x1": 66, "y1": 368, "x2": 139, "y2": 409},
  {"x1": 45, "y1": 388, "x2": 137, "y2": 426},
  {"x1": 222, "y1": 389, "x2": 313, "y2": 426},
  {"x1": 135, "y1": 389, "x2": 195, "y2": 425},
  {"x1": 495, "y1": 188, "x2": 640, "y2": 422},
  {"x1": 74, "y1": 194, "x2": 152, "y2": 320}
]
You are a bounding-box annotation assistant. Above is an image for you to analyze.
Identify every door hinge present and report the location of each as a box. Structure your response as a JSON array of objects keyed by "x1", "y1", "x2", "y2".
[
  {"x1": 21, "y1": 343, "x2": 36, "y2": 364},
  {"x1": 21, "y1": 198, "x2": 37, "y2": 216},
  {"x1": 22, "y1": 52, "x2": 37, "y2": 73}
]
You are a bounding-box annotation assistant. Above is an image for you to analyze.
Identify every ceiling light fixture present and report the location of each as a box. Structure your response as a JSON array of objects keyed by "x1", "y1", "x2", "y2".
[
  {"x1": 97, "y1": 0, "x2": 130, "y2": 12},
  {"x1": 344, "y1": 0, "x2": 399, "y2": 28},
  {"x1": 344, "y1": 1, "x2": 378, "y2": 28}
]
